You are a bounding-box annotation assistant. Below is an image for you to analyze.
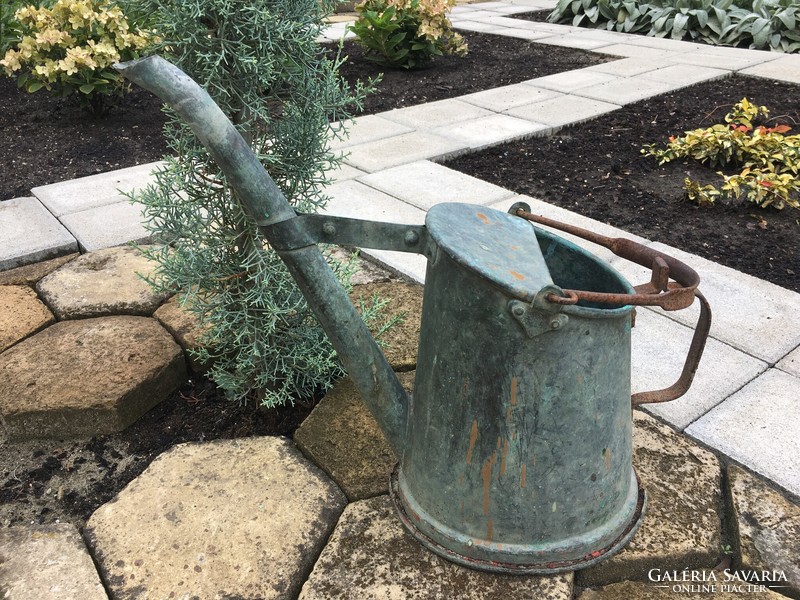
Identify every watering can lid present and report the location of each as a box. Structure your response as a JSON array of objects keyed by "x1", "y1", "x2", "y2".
[{"x1": 426, "y1": 203, "x2": 556, "y2": 303}]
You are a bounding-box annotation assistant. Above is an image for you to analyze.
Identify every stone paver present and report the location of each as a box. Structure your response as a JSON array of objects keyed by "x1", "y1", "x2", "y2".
[
  {"x1": 36, "y1": 245, "x2": 169, "y2": 320},
  {"x1": 632, "y1": 308, "x2": 767, "y2": 431},
  {"x1": 298, "y1": 495, "x2": 574, "y2": 600},
  {"x1": 686, "y1": 369, "x2": 800, "y2": 497},
  {"x1": 0, "y1": 197, "x2": 77, "y2": 271},
  {"x1": 432, "y1": 113, "x2": 550, "y2": 150},
  {"x1": 728, "y1": 465, "x2": 800, "y2": 597},
  {"x1": 358, "y1": 160, "x2": 514, "y2": 210},
  {"x1": 85, "y1": 437, "x2": 346, "y2": 600},
  {"x1": 342, "y1": 131, "x2": 466, "y2": 172},
  {"x1": 0, "y1": 524, "x2": 108, "y2": 600},
  {"x1": 671, "y1": 47, "x2": 781, "y2": 70},
  {"x1": 59, "y1": 200, "x2": 152, "y2": 252},
  {"x1": 153, "y1": 295, "x2": 209, "y2": 372},
  {"x1": 576, "y1": 579, "x2": 787, "y2": 598},
  {"x1": 0, "y1": 285, "x2": 54, "y2": 353},
  {"x1": 587, "y1": 56, "x2": 676, "y2": 77},
  {"x1": 461, "y1": 83, "x2": 563, "y2": 111},
  {"x1": 0, "y1": 316, "x2": 186, "y2": 440},
  {"x1": 648, "y1": 242, "x2": 800, "y2": 365},
  {"x1": 536, "y1": 33, "x2": 619, "y2": 50},
  {"x1": 330, "y1": 115, "x2": 413, "y2": 151},
  {"x1": 577, "y1": 411, "x2": 721, "y2": 587},
  {"x1": 740, "y1": 54, "x2": 800, "y2": 84},
  {"x1": 572, "y1": 76, "x2": 677, "y2": 105},
  {"x1": 776, "y1": 344, "x2": 800, "y2": 377},
  {"x1": 380, "y1": 98, "x2": 494, "y2": 129},
  {"x1": 638, "y1": 63, "x2": 730, "y2": 85},
  {"x1": 529, "y1": 68, "x2": 620, "y2": 93},
  {"x1": 31, "y1": 162, "x2": 162, "y2": 217},
  {"x1": 0, "y1": 253, "x2": 77, "y2": 286},
  {"x1": 506, "y1": 94, "x2": 620, "y2": 127}
]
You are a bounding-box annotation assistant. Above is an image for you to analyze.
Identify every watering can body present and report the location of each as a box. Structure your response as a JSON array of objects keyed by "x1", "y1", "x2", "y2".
[{"x1": 115, "y1": 55, "x2": 710, "y2": 575}]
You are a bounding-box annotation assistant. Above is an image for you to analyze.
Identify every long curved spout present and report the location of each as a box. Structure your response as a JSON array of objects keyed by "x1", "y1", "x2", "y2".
[{"x1": 116, "y1": 55, "x2": 409, "y2": 456}]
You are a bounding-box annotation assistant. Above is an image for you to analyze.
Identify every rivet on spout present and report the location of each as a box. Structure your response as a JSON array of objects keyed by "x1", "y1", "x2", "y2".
[
  {"x1": 322, "y1": 222, "x2": 336, "y2": 237},
  {"x1": 404, "y1": 230, "x2": 420, "y2": 246}
]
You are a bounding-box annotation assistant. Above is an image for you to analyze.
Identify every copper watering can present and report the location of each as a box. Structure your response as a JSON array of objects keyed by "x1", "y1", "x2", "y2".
[{"x1": 116, "y1": 56, "x2": 711, "y2": 574}]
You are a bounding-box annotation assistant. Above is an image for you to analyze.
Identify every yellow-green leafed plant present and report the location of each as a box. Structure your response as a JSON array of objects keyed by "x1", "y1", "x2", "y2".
[
  {"x1": 0, "y1": 0, "x2": 152, "y2": 114},
  {"x1": 350, "y1": 0, "x2": 467, "y2": 69},
  {"x1": 643, "y1": 98, "x2": 800, "y2": 210}
]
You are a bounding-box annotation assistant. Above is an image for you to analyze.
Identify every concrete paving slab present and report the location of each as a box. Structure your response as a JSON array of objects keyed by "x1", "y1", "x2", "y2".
[
  {"x1": 432, "y1": 113, "x2": 550, "y2": 150},
  {"x1": 638, "y1": 63, "x2": 731, "y2": 85},
  {"x1": 612, "y1": 35, "x2": 699, "y2": 52},
  {"x1": 86, "y1": 437, "x2": 347, "y2": 600},
  {"x1": 506, "y1": 94, "x2": 620, "y2": 127},
  {"x1": 776, "y1": 344, "x2": 800, "y2": 377},
  {"x1": 740, "y1": 55, "x2": 800, "y2": 84},
  {"x1": 319, "y1": 22, "x2": 356, "y2": 42},
  {"x1": 298, "y1": 495, "x2": 574, "y2": 600},
  {"x1": 461, "y1": 83, "x2": 563, "y2": 111},
  {"x1": 528, "y1": 68, "x2": 620, "y2": 93},
  {"x1": 0, "y1": 197, "x2": 78, "y2": 271},
  {"x1": 686, "y1": 369, "x2": 800, "y2": 498},
  {"x1": 535, "y1": 34, "x2": 619, "y2": 50},
  {"x1": 328, "y1": 162, "x2": 366, "y2": 183},
  {"x1": 379, "y1": 98, "x2": 494, "y2": 129},
  {"x1": 450, "y1": 19, "x2": 508, "y2": 33},
  {"x1": 632, "y1": 308, "x2": 768, "y2": 431},
  {"x1": 58, "y1": 200, "x2": 152, "y2": 252},
  {"x1": 31, "y1": 162, "x2": 162, "y2": 217},
  {"x1": 329, "y1": 115, "x2": 413, "y2": 151},
  {"x1": 586, "y1": 56, "x2": 676, "y2": 77},
  {"x1": 486, "y1": 26, "x2": 558, "y2": 40},
  {"x1": 671, "y1": 48, "x2": 780, "y2": 71},
  {"x1": 342, "y1": 131, "x2": 466, "y2": 172},
  {"x1": 0, "y1": 523, "x2": 108, "y2": 600},
  {"x1": 571, "y1": 76, "x2": 677, "y2": 105},
  {"x1": 590, "y1": 43, "x2": 676, "y2": 59},
  {"x1": 506, "y1": 0, "x2": 559, "y2": 7},
  {"x1": 648, "y1": 242, "x2": 800, "y2": 364},
  {"x1": 358, "y1": 160, "x2": 514, "y2": 210}
]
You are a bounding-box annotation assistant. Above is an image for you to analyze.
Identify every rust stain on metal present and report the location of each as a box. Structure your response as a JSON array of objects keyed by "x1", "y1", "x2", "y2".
[
  {"x1": 510, "y1": 377, "x2": 518, "y2": 406},
  {"x1": 476, "y1": 212, "x2": 491, "y2": 225},
  {"x1": 500, "y1": 438, "x2": 509, "y2": 477},
  {"x1": 487, "y1": 518, "x2": 494, "y2": 541},
  {"x1": 496, "y1": 436, "x2": 501, "y2": 449},
  {"x1": 509, "y1": 270, "x2": 525, "y2": 281},
  {"x1": 505, "y1": 407, "x2": 511, "y2": 424},
  {"x1": 520, "y1": 464, "x2": 527, "y2": 489},
  {"x1": 604, "y1": 448, "x2": 611, "y2": 469},
  {"x1": 481, "y1": 452, "x2": 497, "y2": 515},
  {"x1": 466, "y1": 420, "x2": 479, "y2": 465}
]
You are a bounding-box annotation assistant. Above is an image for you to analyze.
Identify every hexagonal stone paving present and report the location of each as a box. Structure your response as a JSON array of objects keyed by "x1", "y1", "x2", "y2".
[
  {"x1": 298, "y1": 494, "x2": 574, "y2": 600},
  {"x1": 577, "y1": 411, "x2": 722, "y2": 587},
  {"x1": 0, "y1": 316, "x2": 186, "y2": 440},
  {"x1": 0, "y1": 253, "x2": 77, "y2": 286},
  {"x1": 153, "y1": 295, "x2": 210, "y2": 372},
  {"x1": 0, "y1": 285, "x2": 54, "y2": 353},
  {"x1": 85, "y1": 437, "x2": 346, "y2": 600},
  {"x1": 36, "y1": 245, "x2": 169, "y2": 320}
]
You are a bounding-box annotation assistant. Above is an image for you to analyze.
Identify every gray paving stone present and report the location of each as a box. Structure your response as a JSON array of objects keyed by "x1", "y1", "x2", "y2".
[
  {"x1": 36, "y1": 245, "x2": 169, "y2": 320},
  {"x1": 461, "y1": 83, "x2": 563, "y2": 111},
  {"x1": 298, "y1": 495, "x2": 574, "y2": 600},
  {"x1": 590, "y1": 43, "x2": 676, "y2": 59},
  {"x1": 639, "y1": 63, "x2": 731, "y2": 85},
  {"x1": 648, "y1": 242, "x2": 800, "y2": 364},
  {"x1": 577, "y1": 411, "x2": 722, "y2": 587},
  {"x1": 728, "y1": 465, "x2": 800, "y2": 597},
  {"x1": 358, "y1": 160, "x2": 514, "y2": 210},
  {"x1": 86, "y1": 437, "x2": 346, "y2": 600},
  {"x1": 632, "y1": 308, "x2": 768, "y2": 431},
  {"x1": 329, "y1": 115, "x2": 413, "y2": 151},
  {"x1": 342, "y1": 131, "x2": 466, "y2": 172},
  {"x1": 0, "y1": 316, "x2": 186, "y2": 440},
  {"x1": 506, "y1": 94, "x2": 620, "y2": 127},
  {"x1": 379, "y1": 98, "x2": 494, "y2": 129},
  {"x1": 0, "y1": 523, "x2": 108, "y2": 600},
  {"x1": 530, "y1": 68, "x2": 620, "y2": 93},
  {"x1": 329, "y1": 162, "x2": 366, "y2": 183},
  {"x1": 489, "y1": 26, "x2": 559, "y2": 40},
  {"x1": 586, "y1": 56, "x2": 676, "y2": 77},
  {"x1": 535, "y1": 33, "x2": 620, "y2": 50},
  {"x1": 506, "y1": 0, "x2": 559, "y2": 7},
  {"x1": 671, "y1": 48, "x2": 780, "y2": 70},
  {"x1": 776, "y1": 344, "x2": 800, "y2": 377},
  {"x1": 739, "y1": 54, "x2": 800, "y2": 84},
  {"x1": 686, "y1": 369, "x2": 800, "y2": 497},
  {"x1": 432, "y1": 113, "x2": 550, "y2": 150},
  {"x1": 31, "y1": 162, "x2": 162, "y2": 217},
  {"x1": 0, "y1": 197, "x2": 77, "y2": 271},
  {"x1": 58, "y1": 200, "x2": 151, "y2": 251},
  {"x1": 447, "y1": 19, "x2": 508, "y2": 33},
  {"x1": 612, "y1": 35, "x2": 700, "y2": 52},
  {"x1": 572, "y1": 76, "x2": 677, "y2": 105}
]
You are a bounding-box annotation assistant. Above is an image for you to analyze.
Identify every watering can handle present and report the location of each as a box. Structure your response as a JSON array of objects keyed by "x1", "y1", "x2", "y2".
[{"x1": 510, "y1": 202, "x2": 712, "y2": 406}]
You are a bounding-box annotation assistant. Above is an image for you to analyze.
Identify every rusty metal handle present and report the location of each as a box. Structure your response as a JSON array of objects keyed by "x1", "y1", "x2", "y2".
[{"x1": 511, "y1": 204, "x2": 712, "y2": 405}]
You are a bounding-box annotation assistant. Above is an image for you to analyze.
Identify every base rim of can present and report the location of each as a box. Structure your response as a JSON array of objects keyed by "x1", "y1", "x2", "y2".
[{"x1": 389, "y1": 466, "x2": 647, "y2": 575}]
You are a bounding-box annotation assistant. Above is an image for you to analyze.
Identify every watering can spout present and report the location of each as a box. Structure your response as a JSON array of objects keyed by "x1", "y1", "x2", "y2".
[{"x1": 115, "y1": 55, "x2": 411, "y2": 455}]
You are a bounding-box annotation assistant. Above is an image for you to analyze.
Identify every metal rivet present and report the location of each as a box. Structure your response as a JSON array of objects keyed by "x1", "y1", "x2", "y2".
[
  {"x1": 322, "y1": 222, "x2": 336, "y2": 236},
  {"x1": 404, "y1": 230, "x2": 419, "y2": 245},
  {"x1": 467, "y1": 539, "x2": 474, "y2": 547},
  {"x1": 550, "y1": 319, "x2": 561, "y2": 330},
  {"x1": 512, "y1": 304, "x2": 525, "y2": 317}
]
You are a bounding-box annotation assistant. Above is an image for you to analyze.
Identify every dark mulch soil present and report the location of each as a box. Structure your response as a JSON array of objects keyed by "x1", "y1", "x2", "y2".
[
  {"x1": 1, "y1": 29, "x2": 798, "y2": 528},
  {"x1": 445, "y1": 75, "x2": 800, "y2": 293}
]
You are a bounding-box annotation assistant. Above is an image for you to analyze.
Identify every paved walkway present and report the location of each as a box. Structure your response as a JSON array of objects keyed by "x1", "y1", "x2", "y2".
[{"x1": 1, "y1": 1, "x2": 800, "y2": 597}]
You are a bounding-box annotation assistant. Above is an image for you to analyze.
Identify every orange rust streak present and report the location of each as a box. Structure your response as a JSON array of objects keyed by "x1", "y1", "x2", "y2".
[
  {"x1": 481, "y1": 452, "x2": 497, "y2": 516},
  {"x1": 476, "y1": 212, "x2": 491, "y2": 224},
  {"x1": 521, "y1": 464, "x2": 527, "y2": 489},
  {"x1": 500, "y1": 439, "x2": 509, "y2": 477},
  {"x1": 509, "y1": 270, "x2": 525, "y2": 281},
  {"x1": 505, "y1": 407, "x2": 511, "y2": 424},
  {"x1": 605, "y1": 448, "x2": 611, "y2": 469},
  {"x1": 487, "y1": 518, "x2": 494, "y2": 541},
  {"x1": 466, "y1": 420, "x2": 479, "y2": 465},
  {"x1": 510, "y1": 377, "x2": 518, "y2": 406}
]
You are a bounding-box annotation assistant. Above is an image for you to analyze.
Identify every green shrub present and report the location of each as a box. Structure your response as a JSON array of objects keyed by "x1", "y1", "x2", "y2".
[
  {"x1": 126, "y1": 0, "x2": 377, "y2": 407},
  {"x1": 548, "y1": 0, "x2": 800, "y2": 52},
  {"x1": 0, "y1": 0, "x2": 152, "y2": 114},
  {"x1": 642, "y1": 98, "x2": 800, "y2": 209},
  {"x1": 349, "y1": 0, "x2": 467, "y2": 69}
]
